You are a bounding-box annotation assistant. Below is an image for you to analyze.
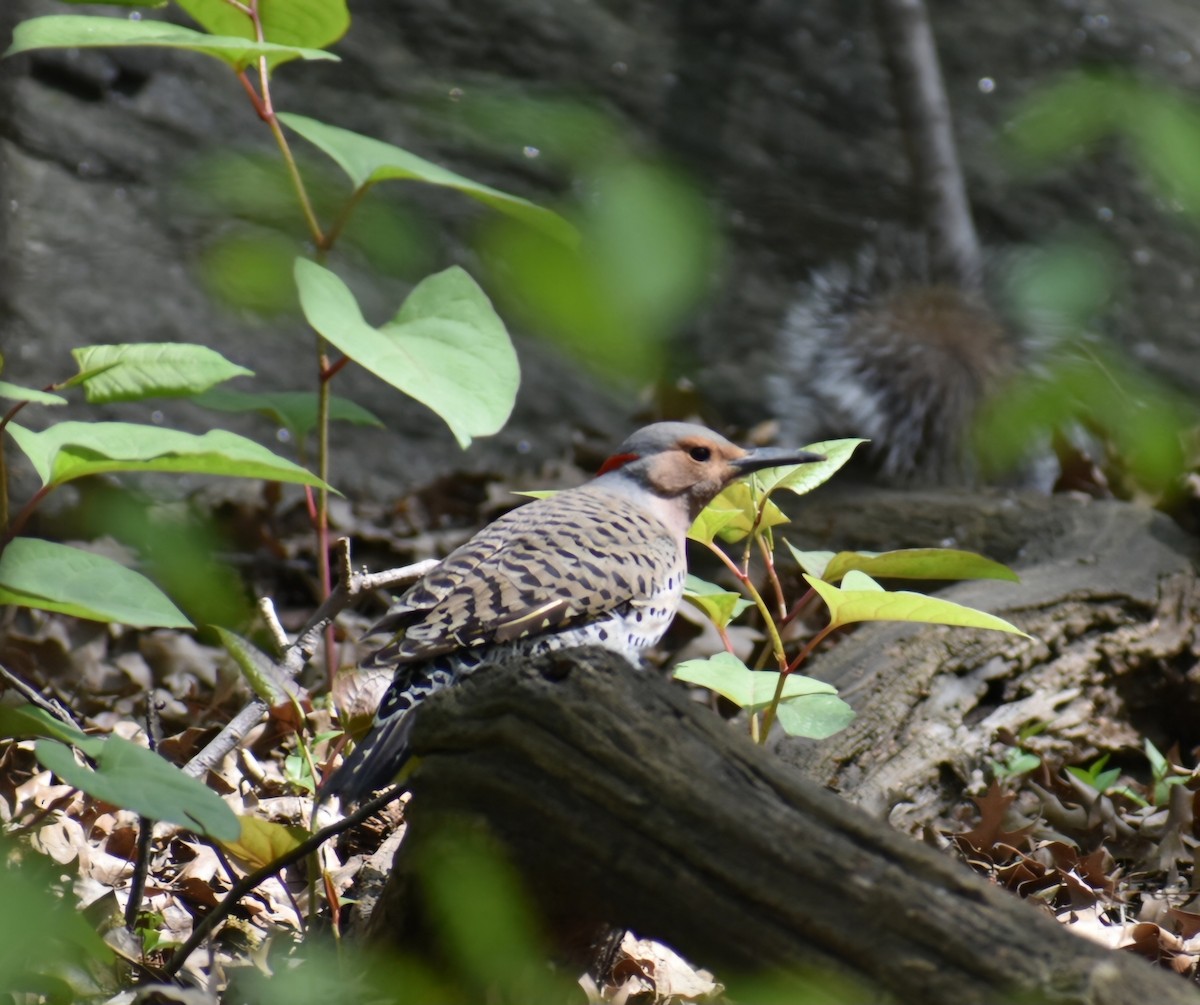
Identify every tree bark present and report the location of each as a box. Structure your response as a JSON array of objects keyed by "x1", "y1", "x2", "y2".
[
  {"x1": 776, "y1": 490, "x2": 1200, "y2": 830},
  {"x1": 366, "y1": 646, "x2": 1199, "y2": 1005}
]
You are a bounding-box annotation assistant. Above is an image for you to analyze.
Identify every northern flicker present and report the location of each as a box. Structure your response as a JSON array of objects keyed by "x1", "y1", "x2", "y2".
[{"x1": 323, "y1": 421, "x2": 823, "y2": 801}]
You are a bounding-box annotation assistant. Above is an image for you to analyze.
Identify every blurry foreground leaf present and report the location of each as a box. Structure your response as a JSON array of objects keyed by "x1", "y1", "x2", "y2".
[
  {"x1": 0, "y1": 537, "x2": 192, "y2": 628},
  {"x1": 35, "y1": 736, "x2": 240, "y2": 841}
]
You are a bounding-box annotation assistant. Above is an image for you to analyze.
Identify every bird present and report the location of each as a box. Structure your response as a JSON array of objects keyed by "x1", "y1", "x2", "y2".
[{"x1": 322, "y1": 421, "x2": 824, "y2": 801}]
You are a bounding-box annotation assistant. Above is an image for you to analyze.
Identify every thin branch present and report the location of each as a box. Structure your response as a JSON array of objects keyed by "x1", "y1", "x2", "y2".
[
  {"x1": 162, "y1": 785, "x2": 404, "y2": 978},
  {"x1": 0, "y1": 662, "x2": 82, "y2": 729},
  {"x1": 258, "y1": 596, "x2": 289, "y2": 652},
  {"x1": 872, "y1": 0, "x2": 982, "y2": 287},
  {"x1": 182, "y1": 541, "x2": 439, "y2": 778},
  {"x1": 124, "y1": 699, "x2": 163, "y2": 930}
]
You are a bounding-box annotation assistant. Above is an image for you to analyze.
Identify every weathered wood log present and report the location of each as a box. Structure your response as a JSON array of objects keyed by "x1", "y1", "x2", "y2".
[
  {"x1": 776, "y1": 491, "x2": 1200, "y2": 829},
  {"x1": 366, "y1": 646, "x2": 1199, "y2": 1005}
]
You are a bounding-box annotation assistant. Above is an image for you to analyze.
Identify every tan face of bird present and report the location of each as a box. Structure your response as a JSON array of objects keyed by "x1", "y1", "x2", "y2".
[{"x1": 597, "y1": 422, "x2": 825, "y2": 523}]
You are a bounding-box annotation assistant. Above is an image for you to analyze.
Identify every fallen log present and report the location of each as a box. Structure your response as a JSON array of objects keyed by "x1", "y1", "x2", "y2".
[{"x1": 364, "y1": 646, "x2": 1199, "y2": 1005}]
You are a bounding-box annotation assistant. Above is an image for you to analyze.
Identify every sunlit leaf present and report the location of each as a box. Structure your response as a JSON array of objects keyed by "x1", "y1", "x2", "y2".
[
  {"x1": 788, "y1": 544, "x2": 1020, "y2": 585},
  {"x1": 72, "y1": 343, "x2": 252, "y2": 403},
  {"x1": 281, "y1": 114, "x2": 577, "y2": 247},
  {"x1": 35, "y1": 736, "x2": 240, "y2": 841},
  {"x1": 295, "y1": 260, "x2": 518, "y2": 448},
  {"x1": 7, "y1": 421, "x2": 330, "y2": 490},
  {"x1": 219, "y1": 815, "x2": 308, "y2": 870},
  {"x1": 692, "y1": 481, "x2": 790, "y2": 545},
  {"x1": 805, "y1": 572, "x2": 1030, "y2": 637},
  {"x1": 673, "y1": 652, "x2": 836, "y2": 710},
  {"x1": 4, "y1": 15, "x2": 338, "y2": 70},
  {"x1": 0, "y1": 538, "x2": 192, "y2": 628},
  {"x1": 755, "y1": 439, "x2": 867, "y2": 497},
  {"x1": 175, "y1": 0, "x2": 349, "y2": 53},
  {"x1": 0, "y1": 381, "x2": 66, "y2": 405},
  {"x1": 682, "y1": 575, "x2": 752, "y2": 629},
  {"x1": 785, "y1": 547, "x2": 836, "y2": 579},
  {"x1": 686, "y1": 506, "x2": 744, "y2": 546}
]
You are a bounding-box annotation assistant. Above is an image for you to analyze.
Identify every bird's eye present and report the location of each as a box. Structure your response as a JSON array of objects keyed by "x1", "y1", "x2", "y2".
[{"x1": 688, "y1": 446, "x2": 712, "y2": 462}]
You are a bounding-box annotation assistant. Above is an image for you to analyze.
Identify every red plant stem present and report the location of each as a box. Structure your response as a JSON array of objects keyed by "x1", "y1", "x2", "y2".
[
  {"x1": 1, "y1": 485, "x2": 55, "y2": 550},
  {"x1": 757, "y1": 534, "x2": 787, "y2": 621}
]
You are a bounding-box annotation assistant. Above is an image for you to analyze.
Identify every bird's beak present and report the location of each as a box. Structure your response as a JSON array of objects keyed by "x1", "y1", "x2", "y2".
[{"x1": 729, "y1": 446, "x2": 826, "y2": 475}]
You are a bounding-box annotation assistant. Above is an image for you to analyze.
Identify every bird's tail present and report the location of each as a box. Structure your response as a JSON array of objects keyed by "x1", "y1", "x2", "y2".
[
  {"x1": 320, "y1": 704, "x2": 417, "y2": 803},
  {"x1": 320, "y1": 659, "x2": 457, "y2": 804}
]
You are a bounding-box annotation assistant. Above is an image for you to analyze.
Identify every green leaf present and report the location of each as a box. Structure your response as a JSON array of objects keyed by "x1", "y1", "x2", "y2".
[
  {"x1": 755, "y1": 438, "x2": 868, "y2": 497},
  {"x1": 673, "y1": 652, "x2": 836, "y2": 711},
  {"x1": 219, "y1": 815, "x2": 308, "y2": 871},
  {"x1": 0, "y1": 538, "x2": 192, "y2": 628},
  {"x1": 7, "y1": 420, "x2": 330, "y2": 490},
  {"x1": 805, "y1": 572, "x2": 1031, "y2": 637},
  {"x1": 785, "y1": 547, "x2": 836, "y2": 579},
  {"x1": 194, "y1": 388, "x2": 383, "y2": 440},
  {"x1": 3, "y1": 16, "x2": 339, "y2": 70},
  {"x1": 280, "y1": 114, "x2": 578, "y2": 247},
  {"x1": 686, "y1": 505, "x2": 746, "y2": 546},
  {"x1": 175, "y1": 0, "x2": 349, "y2": 55},
  {"x1": 214, "y1": 627, "x2": 288, "y2": 705},
  {"x1": 0, "y1": 381, "x2": 66, "y2": 405},
  {"x1": 0, "y1": 704, "x2": 90, "y2": 748},
  {"x1": 35, "y1": 736, "x2": 240, "y2": 841},
  {"x1": 682, "y1": 575, "x2": 752, "y2": 629},
  {"x1": 793, "y1": 545, "x2": 1020, "y2": 585},
  {"x1": 689, "y1": 481, "x2": 790, "y2": 545},
  {"x1": 71, "y1": 343, "x2": 253, "y2": 403},
  {"x1": 774, "y1": 692, "x2": 856, "y2": 740},
  {"x1": 295, "y1": 260, "x2": 519, "y2": 448},
  {"x1": 1145, "y1": 738, "x2": 1170, "y2": 779},
  {"x1": 1006, "y1": 73, "x2": 1129, "y2": 165}
]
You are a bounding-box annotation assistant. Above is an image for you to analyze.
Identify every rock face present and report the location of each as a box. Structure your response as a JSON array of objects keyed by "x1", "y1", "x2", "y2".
[{"x1": 2, "y1": 0, "x2": 1199, "y2": 497}]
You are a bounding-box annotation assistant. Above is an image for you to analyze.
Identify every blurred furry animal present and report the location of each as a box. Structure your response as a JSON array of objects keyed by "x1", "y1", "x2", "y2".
[{"x1": 768, "y1": 231, "x2": 1017, "y2": 485}]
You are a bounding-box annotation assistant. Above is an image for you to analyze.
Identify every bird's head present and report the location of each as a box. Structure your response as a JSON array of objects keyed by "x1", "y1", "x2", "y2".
[{"x1": 596, "y1": 422, "x2": 825, "y2": 522}]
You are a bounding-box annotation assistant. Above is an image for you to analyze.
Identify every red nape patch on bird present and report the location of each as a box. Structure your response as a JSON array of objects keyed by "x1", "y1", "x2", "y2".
[{"x1": 598, "y1": 452, "x2": 639, "y2": 475}]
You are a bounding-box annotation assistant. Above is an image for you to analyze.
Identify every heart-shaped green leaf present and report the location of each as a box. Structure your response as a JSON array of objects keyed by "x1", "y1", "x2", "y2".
[{"x1": 295, "y1": 260, "x2": 518, "y2": 448}]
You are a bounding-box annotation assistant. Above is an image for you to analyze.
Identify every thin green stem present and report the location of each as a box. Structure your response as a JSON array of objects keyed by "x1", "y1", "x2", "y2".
[
  {"x1": 234, "y1": 0, "x2": 326, "y2": 247},
  {"x1": 707, "y1": 542, "x2": 788, "y2": 674}
]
